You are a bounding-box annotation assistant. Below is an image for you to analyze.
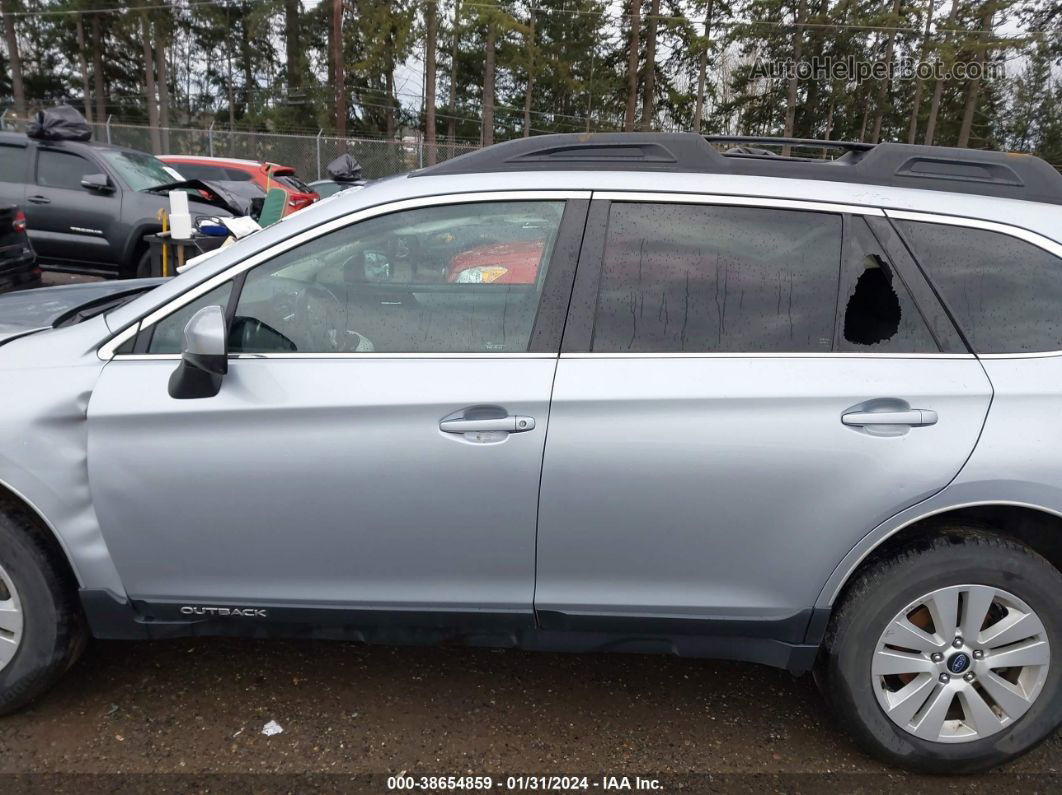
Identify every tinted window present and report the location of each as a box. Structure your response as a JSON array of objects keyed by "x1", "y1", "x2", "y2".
[
  {"x1": 36, "y1": 149, "x2": 95, "y2": 189},
  {"x1": 229, "y1": 201, "x2": 564, "y2": 354},
  {"x1": 591, "y1": 203, "x2": 842, "y2": 353},
  {"x1": 0, "y1": 145, "x2": 27, "y2": 183},
  {"x1": 147, "y1": 282, "x2": 233, "y2": 354},
  {"x1": 838, "y1": 218, "x2": 938, "y2": 352},
  {"x1": 898, "y1": 221, "x2": 1062, "y2": 354},
  {"x1": 224, "y1": 168, "x2": 255, "y2": 181},
  {"x1": 275, "y1": 174, "x2": 310, "y2": 193}
]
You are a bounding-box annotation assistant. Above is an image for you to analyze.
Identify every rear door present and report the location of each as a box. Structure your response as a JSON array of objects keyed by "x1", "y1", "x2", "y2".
[
  {"x1": 0, "y1": 140, "x2": 28, "y2": 210},
  {"x1": 534, "y1": 195, "x2": 992, "y2": 641},
  {"x1": 26, "y1": 145, "x2": 119, "y2": 267}
]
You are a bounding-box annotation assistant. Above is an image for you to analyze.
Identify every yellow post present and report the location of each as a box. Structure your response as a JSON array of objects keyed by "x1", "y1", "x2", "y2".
[{"x1": 155, "y1": 208, "x2": 170, "y2": 277}]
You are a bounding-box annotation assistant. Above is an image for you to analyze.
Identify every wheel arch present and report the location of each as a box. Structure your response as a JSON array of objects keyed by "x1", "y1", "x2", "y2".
[
  {"x1": 0, "y1": 478, "x2": 83, "y2": 590},
  {"x1": 118, "y1": 222, "x2": 161, "y2": 274},
  {"x1": 819, "y1": 500, "x2": 1062, "y2": 618}
]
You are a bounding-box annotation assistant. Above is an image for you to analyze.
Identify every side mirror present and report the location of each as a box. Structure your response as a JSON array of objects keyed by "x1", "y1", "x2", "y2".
[
  {"x1": 168, "y1": 305, "x2": 228, "y2": 399},
  {"x1": 80, "y1": 173, "x2": 113, "y2": 193}
]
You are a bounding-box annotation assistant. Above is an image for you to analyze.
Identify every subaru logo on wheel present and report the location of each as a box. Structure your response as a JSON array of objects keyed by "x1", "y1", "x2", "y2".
[{"x1": 948, "y1": 652, "x2": 971, "y2": 674}]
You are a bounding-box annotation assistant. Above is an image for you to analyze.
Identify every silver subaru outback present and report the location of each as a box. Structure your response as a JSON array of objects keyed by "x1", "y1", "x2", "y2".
[{"x1": 2, "y1": 133, "x2": 1061, "y2": 773}]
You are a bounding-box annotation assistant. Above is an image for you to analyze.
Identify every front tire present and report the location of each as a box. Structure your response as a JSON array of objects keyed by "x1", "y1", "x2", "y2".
[
  {"x1": 820, "y1": 530, "x2": 1062, "y2": 774},
  {"x1": 0, "y1": 503, "x2": 87, "y2": 714}
]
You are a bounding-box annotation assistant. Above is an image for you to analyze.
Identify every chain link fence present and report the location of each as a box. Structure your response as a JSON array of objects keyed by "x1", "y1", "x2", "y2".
[
  {"x1": 93, "y1": 122, "x2": 481, "y2": 180},
  {"x1": 1, "y1": 112, "x2": 480, "y2": 181}
]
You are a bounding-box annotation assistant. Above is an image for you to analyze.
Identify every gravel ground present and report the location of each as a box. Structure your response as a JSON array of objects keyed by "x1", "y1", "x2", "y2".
[
  {"x1": 0, "y1": 638, "x2": 1059, "y2": 792},
  {"x1": 40, "y1": 271, "x2": 104, "y2": 287}
]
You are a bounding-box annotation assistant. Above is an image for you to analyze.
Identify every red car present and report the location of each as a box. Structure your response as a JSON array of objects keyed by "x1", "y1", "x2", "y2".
[
  {"x1": 447, "y1": 239, "x2": 545, "y2": 284},
  {"x1": 159, "y1": 155, "x2": 319, "y2": 215}
]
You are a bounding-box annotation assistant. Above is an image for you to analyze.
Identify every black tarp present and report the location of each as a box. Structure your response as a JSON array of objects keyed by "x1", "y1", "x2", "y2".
[
  {"x1": 326, "y1": 153, "x2": 366, "y2": 184},
  {"x1": 26, "y1": 104, "x2": 92, "y2": 142}
]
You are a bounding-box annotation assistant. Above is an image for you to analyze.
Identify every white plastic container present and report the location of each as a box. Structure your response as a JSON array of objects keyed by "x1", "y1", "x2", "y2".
[{"x1": 168, "y1": 190, "x2": 193, "y2": 239}]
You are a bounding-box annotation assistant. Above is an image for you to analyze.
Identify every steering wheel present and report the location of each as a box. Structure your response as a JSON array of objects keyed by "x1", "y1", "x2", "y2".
[{"x1": 295, "y1": 283, "x2": 366, "y2": 353}]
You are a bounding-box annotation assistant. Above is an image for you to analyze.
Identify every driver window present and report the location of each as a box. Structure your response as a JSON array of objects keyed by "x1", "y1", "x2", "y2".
[{"x1": 229, "y1": 200, "x2": 565, "y2": 354}]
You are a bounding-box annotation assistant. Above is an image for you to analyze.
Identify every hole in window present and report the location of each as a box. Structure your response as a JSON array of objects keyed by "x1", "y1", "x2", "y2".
[
  {"x1": 836, "y1": 218, "x2": 938, "y2": 353},
  {"x1": 843, "y1": 255, "x2": 901, "y2": 346}
]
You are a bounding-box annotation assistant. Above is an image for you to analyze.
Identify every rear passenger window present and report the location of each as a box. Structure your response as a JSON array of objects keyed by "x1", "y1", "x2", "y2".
[
  {"x1": 591, "y1": 203, "x2": 842, "y2": 353},
  {"x1": 898, "y1": 221, "x2": 1062, "y2": 354},
  {"x1": 0, "y1": 145, "x2": 27, "y2": 182},
  {"x1": 838, "y1": 218, "x2": 938, "y2": 352}
]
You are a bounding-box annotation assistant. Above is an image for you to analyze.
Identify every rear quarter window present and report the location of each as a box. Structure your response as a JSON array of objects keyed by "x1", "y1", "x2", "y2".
[{"x1": 897, "y1": 220, "x2": 1062, "y2": 354}]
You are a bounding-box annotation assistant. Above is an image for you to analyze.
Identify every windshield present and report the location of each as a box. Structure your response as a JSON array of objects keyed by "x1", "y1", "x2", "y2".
[{"x1": 98, "y1": 149, "x2": 175, "y2": 191}]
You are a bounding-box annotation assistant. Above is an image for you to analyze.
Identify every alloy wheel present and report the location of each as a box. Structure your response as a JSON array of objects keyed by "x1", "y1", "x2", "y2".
[
  {"x1": 0, "y1": 561, "x2": 24, "y2": 671},
  {"x1": 872, "y1": 584, "x2": 1050, "y2": 743}
]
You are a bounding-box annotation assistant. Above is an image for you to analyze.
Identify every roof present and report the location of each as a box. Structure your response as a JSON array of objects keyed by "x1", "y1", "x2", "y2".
[
  {"x1": 0, "y1": 130, "x2": 146, "y2": 157},
  {"x1": 159, "y1": 155, "x2": 292, "y2": 172},
  {"x1": 415, "y1": 133, "x2": 1062, "y2": 206}
]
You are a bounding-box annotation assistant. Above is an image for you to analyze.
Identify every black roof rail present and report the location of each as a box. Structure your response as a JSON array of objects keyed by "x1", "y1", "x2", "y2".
[{"x1": 413, "y1": 132, "x2": 1062, "y2": 205}]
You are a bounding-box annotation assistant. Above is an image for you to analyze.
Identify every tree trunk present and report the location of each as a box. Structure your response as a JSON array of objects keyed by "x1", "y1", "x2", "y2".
[
  {"x1": 481, "y1": 22, "x2": 496, "y2": 146},
  {"x1": 640, "y1": 0, "x2": 660, "y2": 131},
  {"x1": 869, "y1": 0, "x2": 902, "y2": 144},
  {"x1": 386, "y1": 51, "x2": 395, "y2": 138},
  {"x1": 227, "y1": 47, "x2": 236, "y2": 131},
  {"x1": 139, "y1": 12, "x2": 161, "y2": 153},
  {"x1": 285, "y1": 0, "x2": 302, "y2": 94},
  {"x1": 332, "y1": 0, "x2": 346, "y2": 138},
  {"x1": 907, "y1": 0, "x2": 935, "y2": 144},
  {"x1": 782, "y1": 0, "x2": 807, "y2": 154},
  {"x1": 240, "y1": 21, "x2": 253, "y2": 121},
  {"x1": 957, "y1": 7, "x2": 993, "y2": 148},
  {"x1": 692, "y1": 0, "x2": 713, "y2": 132},
  {"x1": 1, "y1": 0, "x2": 26, "y2": 122},
  {"x1": 924, "y1": 0, "x2": 961, "y2": 146},
  {"x1": 448, "y1": 0, "x2": 460, "y2": 157},
  {"x1": 523, "y1": 3, "x2": 535, "y2": 137},
  {"x1": 425, "y1": 0, "x2": 438, "y2": 163},
  {"x1": 623, "y1": 0, "x2": 640, "y2": 132},
  {"x1": 155, "y1": 20, "x2": 170, "y2": 152},
  {"x1": 75, "y1": 16, "x2": 93, "y2": 124},
  {"x1": 92, "y1": 15, "x2": 106, "y2": 124}
]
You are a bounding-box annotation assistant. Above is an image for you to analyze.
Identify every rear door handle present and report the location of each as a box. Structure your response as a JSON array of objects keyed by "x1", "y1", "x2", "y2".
[
  {"x1": 440, "y1": 416, "x2": 536, "y2": 433},
  {"x1": 841, "y1": 409, "x2": 938, "y2": 427},
  {"x1": 27, "y1": 195, "x2": 50, "y2": 205}
]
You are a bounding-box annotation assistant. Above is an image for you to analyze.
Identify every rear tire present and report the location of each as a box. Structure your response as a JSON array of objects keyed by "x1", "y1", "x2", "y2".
[
  {"x1": 819, "y1": 530, "x2": 1062, "y2": 774},
  {"x1": 0, "y1": 503, "x2": 87, "y2": 715},
  {"x1": 133, "y1": 249, "x2": 152, "y2": 279}
]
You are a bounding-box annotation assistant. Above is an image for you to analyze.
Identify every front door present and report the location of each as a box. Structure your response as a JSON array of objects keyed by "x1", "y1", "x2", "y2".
[
  {"x1": 87, "y1": 196, "x2": 586, "y2": 626},
  {"x1": 26, "y1": 146, "x2": 118, "y2": 268},
  {"x1": 535, "y1": 197, "x2": 992, "y2": 641}
]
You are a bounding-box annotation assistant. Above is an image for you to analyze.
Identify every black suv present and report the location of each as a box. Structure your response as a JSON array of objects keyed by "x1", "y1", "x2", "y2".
[{"x1": 0, "y1": 133, "x2": 231, "y2": 277}]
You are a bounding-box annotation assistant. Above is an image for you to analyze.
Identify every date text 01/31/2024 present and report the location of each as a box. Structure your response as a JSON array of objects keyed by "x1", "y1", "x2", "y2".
[{"x1": 386, "y1": 775, "x2": 663, "y2": 791}]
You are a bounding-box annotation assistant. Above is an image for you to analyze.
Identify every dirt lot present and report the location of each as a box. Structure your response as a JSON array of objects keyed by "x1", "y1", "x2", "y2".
[{"x1": 0, "y1": 638, "x2": 1059, "y2": 792}]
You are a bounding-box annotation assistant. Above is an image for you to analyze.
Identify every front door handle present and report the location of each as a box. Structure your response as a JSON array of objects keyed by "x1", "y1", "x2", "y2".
[
  {"x1": 440, "y1": 415, "x2": 536, "y2": 433},
  {"x1": 842, "y1": 409, "x2": 938, "y2": 427},
  {"x1": 27, "y1": 195, "x2": 50, "y2": 205}
]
